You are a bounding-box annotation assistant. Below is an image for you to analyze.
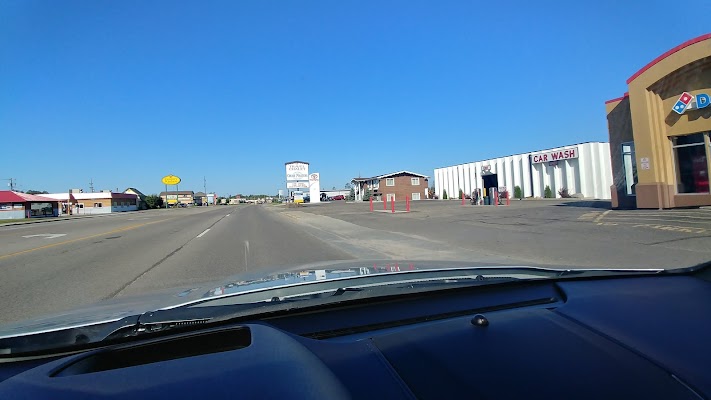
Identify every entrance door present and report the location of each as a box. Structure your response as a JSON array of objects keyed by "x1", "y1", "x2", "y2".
[{"x1": 482, "y1": 174, "x2": 498, "y2": 198}]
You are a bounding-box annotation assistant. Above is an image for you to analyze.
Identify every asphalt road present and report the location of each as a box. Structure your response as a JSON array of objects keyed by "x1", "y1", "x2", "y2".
[
  {"x1": 0, "y1": 205, "x2": 352, "y2": 325},
  {"x1": 2, "y1": 200, "x2": 710, "y2": 327}
]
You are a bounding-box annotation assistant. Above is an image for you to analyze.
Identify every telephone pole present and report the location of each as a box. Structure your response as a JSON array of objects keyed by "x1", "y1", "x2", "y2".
[
  {"x1": 89, "y1": 178, "x2": 94, "y2": 193},
  {"x1": 5, "y1": 178, "x2": 16, "y2": 191}
]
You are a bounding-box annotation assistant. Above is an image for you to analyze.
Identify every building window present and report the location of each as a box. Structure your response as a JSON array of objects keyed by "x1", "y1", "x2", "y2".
[
  {"x1": 672, "y1": 133, "x2": 709, "y2": 194},
  {"x1": 411, "y1": 177, "x2": 420, "y2": 186},
  {"x1": 621, "y1": 142, "x2": 637, "y2": 195},
  {"x1": 411, "y1": 193, "x2": 421, "y2": 201},
  {"x1": 94, "y1": 203, "x2": 102, "y2": 207},
  {"x1": 386, "y1": 178, "x2": 395, "y2": 186},
  {"x1": 386, "y1": 193, "x2": 396, "y2": 201}
]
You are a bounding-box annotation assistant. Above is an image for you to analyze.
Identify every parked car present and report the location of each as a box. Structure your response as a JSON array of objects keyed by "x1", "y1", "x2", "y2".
[{"x1": 332, "y1": 195, "x2": 345, "y2": 200}]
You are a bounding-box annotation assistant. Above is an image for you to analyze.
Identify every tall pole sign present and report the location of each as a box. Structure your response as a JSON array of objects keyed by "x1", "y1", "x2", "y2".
[
  {"x1": 162, "y1": 174, "x2": 181, "y2": 208},
  {"x1": 285, "y1": 161, "x2": 309, "y2": 202}
]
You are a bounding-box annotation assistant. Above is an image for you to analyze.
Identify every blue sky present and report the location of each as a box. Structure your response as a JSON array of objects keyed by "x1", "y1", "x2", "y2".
[{"x1": 1, "y1": 1, "x2": 708, "y2": 196}]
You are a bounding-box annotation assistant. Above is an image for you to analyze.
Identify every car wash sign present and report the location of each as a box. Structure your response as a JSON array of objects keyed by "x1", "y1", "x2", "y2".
[
  {"x1": 532, "y1": 147, "x2": 578, "y2": 164},
  {"x1": 673, "y1": 92, "x2": 710, "y2": 114}
]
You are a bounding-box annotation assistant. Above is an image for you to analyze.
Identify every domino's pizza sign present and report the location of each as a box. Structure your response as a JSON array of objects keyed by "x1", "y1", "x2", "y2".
[{"x1": 673, "y1": 92, "x2": 710, "y2": 114}]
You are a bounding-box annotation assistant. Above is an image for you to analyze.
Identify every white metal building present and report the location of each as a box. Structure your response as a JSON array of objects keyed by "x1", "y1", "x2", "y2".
[
  {"x1": 44, "y1": 192, "x2": 139, "y2": 215},
  {"x1": 434, "y1": 142, "x2": 612, "y2": 200}
]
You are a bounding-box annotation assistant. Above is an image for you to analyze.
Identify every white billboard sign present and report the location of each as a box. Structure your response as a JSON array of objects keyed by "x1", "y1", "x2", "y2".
[
  {"x1": 286, "y1": 162, "x2": 309, "y2": 181},
  {"x1": 287, "y1": 181, "x2": 309, "y2": 189},
  {"x1": 531, "y1": 147, "x2": 578, "y2": 164},
  {"x1": 309, "y1": 173, "x2": 321, "y2": 203}
]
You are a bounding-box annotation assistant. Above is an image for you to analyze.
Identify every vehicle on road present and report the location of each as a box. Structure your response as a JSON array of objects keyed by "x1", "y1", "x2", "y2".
[
  {"x1": 0, "y1": 260, "x2": 709, "y2": 399},
  {"x1": 331, "y1": 194, "x2": 345, "y2": 200}
]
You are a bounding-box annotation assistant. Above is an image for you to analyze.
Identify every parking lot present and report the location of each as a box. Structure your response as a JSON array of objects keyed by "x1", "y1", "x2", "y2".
[{"x1": 272, "y1": 199, "x2": 711, "y2": 270}]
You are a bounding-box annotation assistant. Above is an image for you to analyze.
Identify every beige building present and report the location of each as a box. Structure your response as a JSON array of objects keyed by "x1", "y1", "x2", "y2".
[
  {"x1": 606, "y1": 33, "x2": 711, "y2": 209},
  {"x1": 159, "y1": 191, "x2": 195, "y2": 206}
]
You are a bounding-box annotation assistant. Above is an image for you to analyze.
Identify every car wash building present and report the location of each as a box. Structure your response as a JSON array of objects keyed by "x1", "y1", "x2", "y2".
[
  {"x1": 606, "y1": 33, "x2": 711, "y2": 209},
  {"x1": 434, "y1": 142, "x2": 612, "y2": 200}
]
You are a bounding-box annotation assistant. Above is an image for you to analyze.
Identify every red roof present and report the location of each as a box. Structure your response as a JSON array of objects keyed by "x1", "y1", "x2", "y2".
[
  {"x1": 0, "y1": 191, "x2": 59, "y2": 203},
  {"x1": 627, "y1": 33, "x2": 711, "y2": 84},
  {"x1": 604, "y1": 92, "x2": 629, "y2": 105}
]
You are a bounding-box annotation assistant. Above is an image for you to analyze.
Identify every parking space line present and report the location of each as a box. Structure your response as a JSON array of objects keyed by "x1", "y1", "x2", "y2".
[
  {"x1": 593, "y1": 210, "x2": 611, "y2": 223},
  {"x1": 602, "y1": 216, "x2": 711, "y2": 225}
]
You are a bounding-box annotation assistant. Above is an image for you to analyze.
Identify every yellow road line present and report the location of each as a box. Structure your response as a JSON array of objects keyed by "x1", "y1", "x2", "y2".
[
  {"x1": 593, "y1": 210, "x2": 611, "y2": 223},
  {"x1": 0, "y1": 218, "x2": 174, "y2": 261}
]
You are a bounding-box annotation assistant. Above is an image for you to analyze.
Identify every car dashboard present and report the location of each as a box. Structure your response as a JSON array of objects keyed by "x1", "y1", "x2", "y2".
[{"x1": 0, "y1": 269, "x2": 709, "y2": 399}]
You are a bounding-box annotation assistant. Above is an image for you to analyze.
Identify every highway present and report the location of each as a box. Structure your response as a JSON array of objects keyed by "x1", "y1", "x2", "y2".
[{"x1": 0, "y1": 205, "x2": 352, "y2": 325}]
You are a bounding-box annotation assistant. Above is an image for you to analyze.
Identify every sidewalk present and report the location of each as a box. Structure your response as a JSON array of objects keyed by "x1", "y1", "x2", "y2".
[{"x1": 0, "y1": 209, "x2": 158, "y2": 227}]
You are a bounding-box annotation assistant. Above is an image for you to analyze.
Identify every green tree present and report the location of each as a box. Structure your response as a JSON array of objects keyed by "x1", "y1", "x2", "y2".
[
  {"x1": 544, "y1": 185, "x2": 553, "y2": 198},
  {"x1": 513, "y1": 186, "x2": 522, "y2": 200},
  {"x1": 25, "y1": 190, "x2": 49, "y2": 195},
  {"x1": 458, "y1": 189, "x2": 464, "y2": 199},
  {"x1": 443, "y1": 189, "x2": 448, "y2": 200},
  {"x1": 363, "y1": 187, "x2": 372, "y2": 201},
  {"x1": 349, "y1": 187, "x2": 355, "y2": 201},
  {"x1": 145, "y1": 194, "x2": 164, "y2": 209}
]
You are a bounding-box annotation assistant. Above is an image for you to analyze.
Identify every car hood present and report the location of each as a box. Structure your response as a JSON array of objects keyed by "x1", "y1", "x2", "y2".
[{"x1": 0, "y1": 260, "x2": 653, "y2": 339}]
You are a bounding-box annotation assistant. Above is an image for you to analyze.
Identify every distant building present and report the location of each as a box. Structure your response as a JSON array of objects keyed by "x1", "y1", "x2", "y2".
[
  {"x1": 159, "y1": 191, "x2": 195, "y2": 206},
  {"x1": 43, "y1": 192, "x2": 139, "y2": 215},
  {"x1": 352, "y1": 171, "x2": 429, "y2": 202},
  {"x1": 0, "y1": 191, "x2": 59, "y2": 220},
  {"x1": 123, "y1": 188, "x2": 148, "y2": 210}
]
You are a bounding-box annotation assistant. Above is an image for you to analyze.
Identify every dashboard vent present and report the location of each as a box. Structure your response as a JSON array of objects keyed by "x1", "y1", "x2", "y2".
[{"x1": 53, "y1": 326, "x2": 251, "y2": 376}]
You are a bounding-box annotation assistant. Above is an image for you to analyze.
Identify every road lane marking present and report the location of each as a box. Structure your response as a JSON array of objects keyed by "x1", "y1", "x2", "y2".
[
  {"x1": 21, "y1": 234, "x2": 67, "y2": 239},
  {"x1": 244, "y1": 240, "x2": 250, "y2": 272},
  {"x1": 0, "y1": 218, "x2": 175, "y2": 261},
  {"x1": 593, "y1": 210, "x2": 611, "y2": 223},
  {"x1": 226, "y1": 214, "x2": 231, "y2": 217},
  {"x1": 196, "y1": 228, "x2": 211, "y2": 238}
]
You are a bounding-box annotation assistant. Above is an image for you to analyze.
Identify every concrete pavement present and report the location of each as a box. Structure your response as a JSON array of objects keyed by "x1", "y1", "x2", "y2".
[{"x1": 272, "y1": 200, "x2": 711, "y2": 270}]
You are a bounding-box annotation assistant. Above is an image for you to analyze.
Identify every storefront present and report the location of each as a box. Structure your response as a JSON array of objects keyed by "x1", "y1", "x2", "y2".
[
  {"x1": 606, "y1": 33, "x2": 711, "y2": 209},
  {"x1": 0, "y1": 191, "x2": 59, "y2": 220},
  {"x1": 434, "y1": 142, "x2": 612, "y2": 200}
]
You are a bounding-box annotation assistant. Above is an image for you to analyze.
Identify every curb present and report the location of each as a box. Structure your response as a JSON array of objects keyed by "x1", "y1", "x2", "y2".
[{"x1": 0, "y1": 209, "x2": 162, "y2": 227}]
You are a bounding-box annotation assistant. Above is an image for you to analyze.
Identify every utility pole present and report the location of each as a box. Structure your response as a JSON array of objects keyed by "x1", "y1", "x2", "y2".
[
  {"x1": 5, "y1": 178, "x2": 16, "y2": 191},
  {"x1": 89, "y1": 178, "x2": 94, "y2": 193},
  {"x1": 203, "y1": 176, "x2": 207, "y2": 206}
]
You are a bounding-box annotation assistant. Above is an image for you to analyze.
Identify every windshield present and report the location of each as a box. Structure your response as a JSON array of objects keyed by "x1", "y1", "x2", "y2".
[{"x1": 0, "y1": 2, "x2": 709, "y2": 349}]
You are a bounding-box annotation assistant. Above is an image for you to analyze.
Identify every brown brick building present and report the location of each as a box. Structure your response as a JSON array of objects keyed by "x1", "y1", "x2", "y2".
[{"x1": 352, "y1": 171, "x2": 429, "y2": 202}]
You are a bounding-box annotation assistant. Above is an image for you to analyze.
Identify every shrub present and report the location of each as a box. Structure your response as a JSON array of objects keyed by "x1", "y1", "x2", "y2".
[
  {"x1": 513, "y1": 185, "x2": 522, "y2": 199},
  {"x1": 544, "y1": 185, "x2": 553, "y2": 198},
  {"x1": 443, "y1": 189, "x2": 448, "y2": 200},
  {"x1": 558, "y1": 187, "x2": 571, "y2": 198}
]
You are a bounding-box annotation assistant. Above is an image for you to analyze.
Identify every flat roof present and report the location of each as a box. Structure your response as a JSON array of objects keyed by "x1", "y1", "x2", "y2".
[
  {"x1": 434, "y1": 141, "x2": 608, "y2": 170},
  {"x1": 43, "y1": 192, "x2": 138, "y2": 200}
]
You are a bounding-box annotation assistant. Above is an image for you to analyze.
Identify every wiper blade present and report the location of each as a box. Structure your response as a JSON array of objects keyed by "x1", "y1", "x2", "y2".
[{"x1": 105, "y1": 287, "x2": 367, "y2": 340}]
